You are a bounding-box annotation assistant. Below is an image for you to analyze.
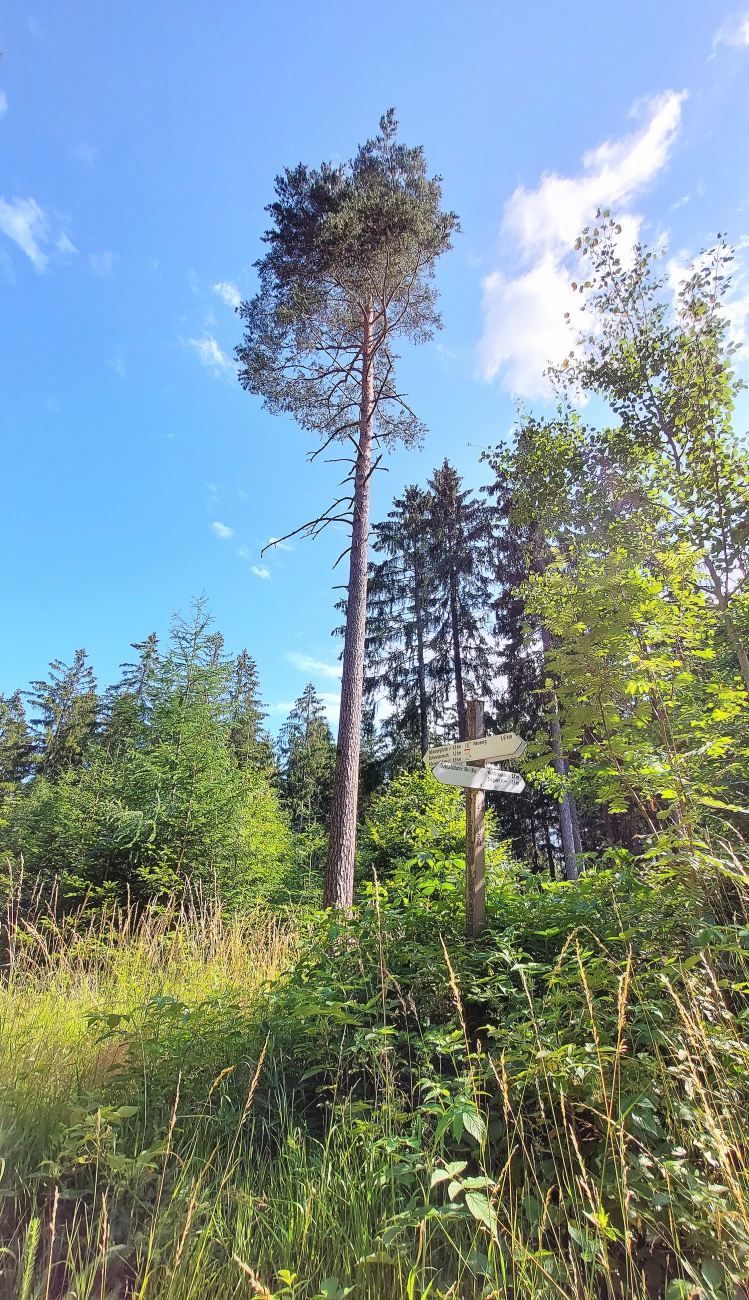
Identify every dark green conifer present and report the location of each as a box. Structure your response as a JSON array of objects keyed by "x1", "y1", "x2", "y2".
[
  {"x1": 427, "y1": 461, "x2": 495, "y2": 740},
  {"x1": 0, "y1": 691, "x2": 35, "y2": 795},
  {"x1": 276, "y1": 683, "x2": 336, "y2": 835},
  {"x1": 228, "y1": 649, "x2": 272, "y2": 771},
  {"x1": 365, "y1": 485, "x2": 439, "y2": 757},
  {"x1": 26, "y1": 650, "x2": 99, "y2": 779}
]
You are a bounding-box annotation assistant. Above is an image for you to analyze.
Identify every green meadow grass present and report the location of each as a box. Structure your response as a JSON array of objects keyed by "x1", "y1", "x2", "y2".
[{"x1": 2, "y1": 855, "x2": 749, "y2": 1299}]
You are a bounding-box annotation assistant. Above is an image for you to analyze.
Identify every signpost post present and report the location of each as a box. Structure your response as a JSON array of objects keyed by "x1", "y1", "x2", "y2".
[
  {"x1": 465, "y1": 699, "x2": 485, "y2": 940},
  {"x1": 425, "y1": 702, "x2": 526, "y2": 939}
]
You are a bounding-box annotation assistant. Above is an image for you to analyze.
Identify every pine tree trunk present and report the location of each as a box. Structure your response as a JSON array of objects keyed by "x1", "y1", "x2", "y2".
[
  {"x1": 324, "y1": 307, "x2": 374, "y2": 909},
  {"x1": 449, "y1": 566, "x2": 467, "y2": 740}
]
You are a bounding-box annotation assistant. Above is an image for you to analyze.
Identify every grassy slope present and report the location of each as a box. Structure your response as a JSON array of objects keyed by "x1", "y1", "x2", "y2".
[{"x1": 2, "y1": 856, "x2": 749, "y2": 1300}]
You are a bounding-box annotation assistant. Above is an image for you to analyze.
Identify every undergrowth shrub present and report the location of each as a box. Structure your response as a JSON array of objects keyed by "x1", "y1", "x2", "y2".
[{"x1": 2, "y1": 852, "x2": 749, "y2": 1298}]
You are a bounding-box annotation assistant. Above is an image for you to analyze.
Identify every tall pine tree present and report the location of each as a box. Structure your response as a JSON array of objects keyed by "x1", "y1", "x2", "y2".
[{"x1": 236, "y1": 110, "x2": 458, "y2": 909}]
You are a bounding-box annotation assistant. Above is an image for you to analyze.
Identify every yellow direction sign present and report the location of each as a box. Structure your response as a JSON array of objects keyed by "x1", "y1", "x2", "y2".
[
  {"x1": 432, "y1": 762, "x2": 526, "y2": 793},
  {"x1": 424, "y1": 733, "x2": 526, "y2": 768}
]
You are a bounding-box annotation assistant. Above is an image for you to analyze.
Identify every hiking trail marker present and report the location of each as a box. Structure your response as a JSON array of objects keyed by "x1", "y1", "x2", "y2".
[
  {"x1": 430, "y1": 764, "x2": 525, "y2": 794},
  {"x1": 424, "y1": 733, "x2": 527, "y2": 768},
  {"x1": 425, "y1": 702, "x2": 526, "y2": 938}
]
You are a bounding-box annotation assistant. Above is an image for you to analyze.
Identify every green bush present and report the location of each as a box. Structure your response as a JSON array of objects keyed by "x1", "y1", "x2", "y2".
[{"x1": 358, "y1": 766, "x2": 508, "y2": 879}]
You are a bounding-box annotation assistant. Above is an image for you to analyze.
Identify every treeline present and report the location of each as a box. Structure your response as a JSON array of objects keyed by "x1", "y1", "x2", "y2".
[
  {"x1": 361, "y1": 218, "x2": 749, "y2": 878},
  {"x1": 3, "y1": 218, "x2": 748, "y2": 899},
  {"x1": 0, "y1": 601, "x2": 337, "y2": 903}
]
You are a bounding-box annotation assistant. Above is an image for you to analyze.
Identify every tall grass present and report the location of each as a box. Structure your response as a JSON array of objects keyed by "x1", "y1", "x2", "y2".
[{"x1": 2, "y1": 857, "x2": 749, "y2": 1298}]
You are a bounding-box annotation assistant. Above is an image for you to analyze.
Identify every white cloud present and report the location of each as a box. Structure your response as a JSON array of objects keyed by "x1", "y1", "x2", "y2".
[
  {"x1": 713, "y1": 11, "x2": 749, "y2": 48},
  {"x1": 214, "y1": 280, "x2": 241, "y2": 309},
  {"x1": 107, "y1": 355, "x2": 127, "y2": 377},
  {"x1": 187, "y1": 334, "x2": 232, "y2": 376},
  {"x1": 251, "y1": 564, "x2": 271, "y2": 580},
  {"x1": 237, "y1": 545, "x2": 252, "y2": 559},
  {"x1": 90, "y1": 250, "x2": 115, "y2": 276},
  {"x1": 265, "y1": 699, "x2": 296, "y2": 717},
  {"x1": 0, "y1": 196, "x2": 49, "y2": 270},
  {"x1": 319, "y1": 692, "x2": 341, "y2": 725},
  {"x1": 72, "y1": 142, "x2": 98, "y2": 166},
  {"x1": 286, "y1": 652, "x2": 342, "y2": 680},
  {"x1": 265, "y1": 691, "x2": 341, "y2": 727},
  {"x1": 0, "y1": 92, "x2": 7, "y2": 117},
  {"x1": 478, "y1": 90, "x2": 686, "y2": 398},
  {"x1": 212, "y1": 521, "x2": 234, "y2": 539},
  {"x1": 56, "y1": 232, "x2": 77, "y2": 256},
  {"x1": 267, "y1": 535, "x2": 294, "y2": 552},
  {"x1": 668, "y1": 240, "x2": 749, "y2": 347}
]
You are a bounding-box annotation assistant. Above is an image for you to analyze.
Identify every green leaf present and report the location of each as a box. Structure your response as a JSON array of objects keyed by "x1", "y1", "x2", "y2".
[
  {"x1": 665, "y1": 1282, "x2": 697, "y2": 1300},
  {"x1": 461, "y1": 1106, "x2": 487, "y2": 1144},
  {"x1": 697, "y1": 796, "x2": 749, "y2": 814},
  {"x1": 700, "y1": 1259, "x2": 725, "y2": 1291},
  {"x1": 464, "y1": 1192, "x2": 496, "y2": 1236}
]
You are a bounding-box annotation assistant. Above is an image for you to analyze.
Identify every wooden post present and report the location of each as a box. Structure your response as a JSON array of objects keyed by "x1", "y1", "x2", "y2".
[{"x1": 465, "y1": 698, "x2": 485, "y2": 938}]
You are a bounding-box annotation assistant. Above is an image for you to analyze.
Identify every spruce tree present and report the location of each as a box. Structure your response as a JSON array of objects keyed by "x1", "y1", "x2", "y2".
[
  {"x1": 0, "y1": 691, "x2": 34, "y2": 795},
  {"x1": 483, "y1": 461, "x2": 569, "y2": 876},
  {"x1": 101, "y1": 633, "x2": 161, "y2": 756},
  {"x1": 364, "y1": 485, "x2": 438, "y2": 756},
  {"x1": 236, "y1": 111, "x2": 458, "y2": 908},
  {"x1": 26, "y1": 650, "x2": 99, "y2": 780},
  {"x1": 427, "y1": 461, "x2": 495, "y2": 740},
  {"x1": 276, "y1": 683, "x2": 336, "y2": 834},
  {"x1": 228, "y1": 649, "x2": 272, "y2": 771}
]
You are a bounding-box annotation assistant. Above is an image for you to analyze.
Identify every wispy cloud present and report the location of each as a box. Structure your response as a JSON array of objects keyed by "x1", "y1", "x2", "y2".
[
  {"x1": 319, "y1": 691, "x2": 341, "y2": 725},
  {"x1": 0, "y1": 196, "x2": 50, "y2": 270},
  {"x1": 478, "y1": 90, "x2": 686, "y2": 398},
  {"x1": 267, "y1": 535, "x2": 294, "y2": 552},
  {"x1": 713, "y1": 10, "x2": 749, "y2": 48},
  {"x1": 265, "y1": 699, "x2": 296, "y2": 717},
  {"x1": 0, "y1": 91, "x2": 7, "y2": 117},
  {"x1": 90, "y1": 250, "x2": 115, "y2": 277},
  {"x1": 286, "y1": 652, "x2": 342, "y2": 680},
  {"x1": 668, "y1": 238, "x2": 749, "y2": 347},
  {"x1": 186, "y1": 334, "x2": 232, "y2": 377},
  {"x1": 72, "y1": 142, "x2": 98, "y2": 166},
  {"x1": 266, "y1": 692, "x2": 340, "y2": 726},
  {"x1": 107, "y1": 354, "x2": 127, "y2": 378},
  {"x1": 214, "y1": 280, "x2": 241, "y2": 309},
  {"x1": 251, "y1": 564, "x2": 271, "y2": 580},
  {"x1": 212, "y1": 521, "x2": 234, "y2": 539},
  {"x1": 56, "y1": 232, "x2": 77, "y2": 257}
]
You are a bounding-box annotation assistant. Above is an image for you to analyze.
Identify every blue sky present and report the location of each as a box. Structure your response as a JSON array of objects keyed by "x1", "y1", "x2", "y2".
[{"x1": 2, "y1": 1, "x2": 748, "y2": 728}]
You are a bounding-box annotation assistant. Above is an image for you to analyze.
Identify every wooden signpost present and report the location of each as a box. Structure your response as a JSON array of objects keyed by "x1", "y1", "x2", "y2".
[
  {"x1": 424, "y1": 733, "x2": 527, "y2": 768},
  {"x1": 431, "y1": 764, "x2": 525, "y2": 793},
  {"x1": 425, "y1": 700, "x2": 526, "y2": 938}
]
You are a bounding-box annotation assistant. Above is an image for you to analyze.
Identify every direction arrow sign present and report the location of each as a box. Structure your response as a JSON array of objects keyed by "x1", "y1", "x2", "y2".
[
  {"x1": 432, "y1": 762, "x2": 526, "y2": 794},
  {"x1": 424, "y1": 733, "x2": 526, "y2": 768}
]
